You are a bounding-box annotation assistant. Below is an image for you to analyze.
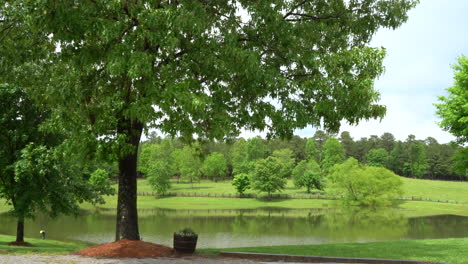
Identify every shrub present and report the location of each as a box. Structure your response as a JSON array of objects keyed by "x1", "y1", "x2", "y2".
[{"x1": 328, "y1": 158, "x2": 403, "y2": 207}]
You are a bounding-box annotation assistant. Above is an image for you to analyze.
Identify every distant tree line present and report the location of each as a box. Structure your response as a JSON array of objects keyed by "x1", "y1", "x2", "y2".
[{"x1": 138, "y1": 130, "x2": 467, "y2": 190}]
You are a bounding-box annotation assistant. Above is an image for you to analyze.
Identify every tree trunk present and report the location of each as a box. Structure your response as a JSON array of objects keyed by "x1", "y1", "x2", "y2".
[
  {"x1": 16, "y1": 218, "x2": 24, "y2": 242},
  {"x1": 115, "y1": 119, "x2": 143, "y2": 241}
]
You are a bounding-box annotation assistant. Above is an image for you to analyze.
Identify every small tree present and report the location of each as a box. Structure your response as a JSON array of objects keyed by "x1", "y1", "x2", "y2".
[
  {"x1": 147, "y1": 160, "x2": 172, "y2": 195},
  {"x1": 292, "y1": 160, "x2": 323, "y2": 193},
  {"x1": 202, "y1": 152, "x2": 227, "y2": 182},
  {"x1": 328, "y1": 158, "x2": 403, "y2": 207},
  {"x1": 232, "y1": 173, "x2": 250, "y2": 196},
  {"x1": 366, "y1": 148, "x2": 389, "y2": 167},
  {"x1": 250, "y1": 157, "x2": 287, "y2": 197}
]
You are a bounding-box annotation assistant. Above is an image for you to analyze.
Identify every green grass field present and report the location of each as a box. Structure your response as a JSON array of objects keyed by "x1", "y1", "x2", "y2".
[
  {"x1": 136, "y1": 176, "x2": 468, "y2": 202},
  {"x1": 0, "y1": 235, "x2": 90, "y2": 255},
  {"x1": 203, "y1": 237, "x2": 468, "y2": 264},
  {"x1": 3, "y1": 176, "x2": 468, "y2": 216},
  {"x1": 401, "y1": 177, "x2": 468, "y2": 202}
]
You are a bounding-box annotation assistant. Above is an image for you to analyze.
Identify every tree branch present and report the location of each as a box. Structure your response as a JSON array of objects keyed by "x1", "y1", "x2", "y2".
[
  {"x1": 283, "y1": 0, "x2": 309, "y2": 19},
  {"x1": 0, "y1": 21, "x2": 16, "y2": 35},
  {"x1": 285, "y1": 13, "x2": 343, "y2": 22}
]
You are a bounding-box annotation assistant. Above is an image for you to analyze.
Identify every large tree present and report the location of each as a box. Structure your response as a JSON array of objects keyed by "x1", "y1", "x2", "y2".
[
  {"x1": 435, "y1": 56, "x2": 468, "y2": 178},
  {"x1": 7, "y1": 0, "x2": 417, "y2": 240},
  {"x1": 435, "y1": 55, "x2": 468, "y2": 144}
]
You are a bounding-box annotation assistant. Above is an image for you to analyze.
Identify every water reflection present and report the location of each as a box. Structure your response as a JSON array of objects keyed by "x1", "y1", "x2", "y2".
[{"x1": 0, "y1": 207, "x2": 467, "y2": 248}]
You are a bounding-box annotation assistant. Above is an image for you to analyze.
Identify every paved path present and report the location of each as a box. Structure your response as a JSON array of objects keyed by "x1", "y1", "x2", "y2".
[{"x1": 0, "y1": 255, "x2": 264, "y2": 264}]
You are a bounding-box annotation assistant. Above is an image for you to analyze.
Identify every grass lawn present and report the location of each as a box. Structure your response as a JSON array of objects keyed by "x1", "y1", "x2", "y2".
[
  {"x1": 202, "y1": 237, "x2": 468, "y2": 264},
  {"x1": 0, "y1": 235, "x2": 90, "y2": 255},
  {"x1": 137, "y1": 178, "x2": 318, "y2": 196},
  {"x1": 136, "y1": 177, "x2": 468, "y2": 203},
  {"x1": 401, "y1": 177, "x2": 468, "y2": 202}
]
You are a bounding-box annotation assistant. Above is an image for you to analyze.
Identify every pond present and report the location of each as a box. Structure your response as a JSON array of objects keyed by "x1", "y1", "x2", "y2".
[{"x1": 1, "y1": 208, "x2": 467, "y2": 248}]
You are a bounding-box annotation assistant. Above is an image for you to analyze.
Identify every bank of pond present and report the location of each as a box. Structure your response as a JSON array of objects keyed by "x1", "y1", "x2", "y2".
[{"x1": 1, "y1": 207, "x2": 468, "y2": 248}]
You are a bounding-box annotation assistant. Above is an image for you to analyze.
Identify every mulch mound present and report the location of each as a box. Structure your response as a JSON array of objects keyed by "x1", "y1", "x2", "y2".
[
  {"x1": 73, "y1": 239, "x2": 174, "y2": 258},
  {"x1": 7, "y1": 241, "x2": 33, "y2": 247}
]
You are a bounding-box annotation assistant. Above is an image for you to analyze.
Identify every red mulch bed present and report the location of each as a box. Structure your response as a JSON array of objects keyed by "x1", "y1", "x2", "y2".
[
  {"x1": 7, "y1": 241, "x2": 33, "y2": 247},
  {"x1": 73, "y1": 239, "x2": 174, "y2": 258}
]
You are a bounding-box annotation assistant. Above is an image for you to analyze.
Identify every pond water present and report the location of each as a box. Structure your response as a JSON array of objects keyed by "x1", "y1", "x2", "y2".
[{"x1": 1, "y1": 208, "x2": 467, "y2": 248}]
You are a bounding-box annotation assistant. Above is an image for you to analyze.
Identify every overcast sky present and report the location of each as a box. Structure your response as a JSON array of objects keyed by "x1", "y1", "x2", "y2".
[{"x1": 290, "y1": 0, "x2": 468, "y2": 143}]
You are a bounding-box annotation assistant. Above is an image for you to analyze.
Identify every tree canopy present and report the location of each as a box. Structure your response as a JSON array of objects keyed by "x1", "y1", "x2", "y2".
[
  {"x1": 202, "y1": 152, "x2": 228, "y2": 181},
  {"x1": 321, "y1": 137, "x2": 345, "y2": 174},
  {"x1": 2, "y1": 0, "x2": 418, "y2": 240},
  {"x1": 436, "y1": 55, "x2": 468, "y2": 144},
  {"x1": 250, "y1": 157, "x2": 287, "y2": 197}
]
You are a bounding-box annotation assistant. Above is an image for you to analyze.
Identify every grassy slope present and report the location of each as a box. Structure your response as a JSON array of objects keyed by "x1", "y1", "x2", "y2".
[
  {"x1": 0, "y1": 235, "x2": 90, "y2": 255},
  {"x1": 203, "y1": 237, "x2": 468, "y2": 264},
  {"x1": 401, "y1": 177, "x2": 468, "y2": 202}
]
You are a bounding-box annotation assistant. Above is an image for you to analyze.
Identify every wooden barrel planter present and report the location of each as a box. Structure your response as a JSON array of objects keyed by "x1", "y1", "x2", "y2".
[{"x1": 173, "y1": 229, "x2": 198, "y2": 254}]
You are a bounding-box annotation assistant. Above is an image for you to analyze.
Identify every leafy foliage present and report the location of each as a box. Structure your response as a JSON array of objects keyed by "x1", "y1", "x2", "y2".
[
  {"x1": 292, "y1": 160, "x2": 323, "y2": 193},
  {"x1": 88, "y1": 169, "x2": 115, "y2": 199},
  {"x1": 232, "y1": 173, "x2": 250, "y2": 195},
  {"x1": 403, "y1": 136, "x2": 428, "y2": 178},
  {"x1": 172, "y1": 146, "x2": 202, "y2": 185},
  {"x1": 305, "y1": 138, "x2": 319, "y2": 162},
  {"x1": 436, "y1": 55, "x2": 468, "y2": 144},
  {"x1": 147, "y1": 160, "x2": 172, "y2": 195},
  {"x1": 247, "y1": 137, "x2": 268, "y2": 161},
  {"x1": 3, "y1": 0, "x2": 418, "y2": 239},
  {"x1": 14, "y1": 144, "x2": 112, "y2": 218},
  {"x1": 321, "y1": 137, "x2": 345, "y2": 175},
  {"x1": 250, "y1": 157, "x2": 287, "y2": 196},
  {"x1": 451, "y1": 148, "x2": 468, "y2": 178},
  {"x1": 271, "y1": 149, "x2": 295, "y2": 178},
  {"x1": 231, "y1": 138, "x2": 250, "y2": 176},
  {"x1": 366, "y1": 148, "x2": 389, "y2": 167},
  {"x1": 328, "y1": 158, "x2": 403, "y2": 207},
  {"x1": 202, "y1": 152, "x2": 228, "y2": 181}
]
